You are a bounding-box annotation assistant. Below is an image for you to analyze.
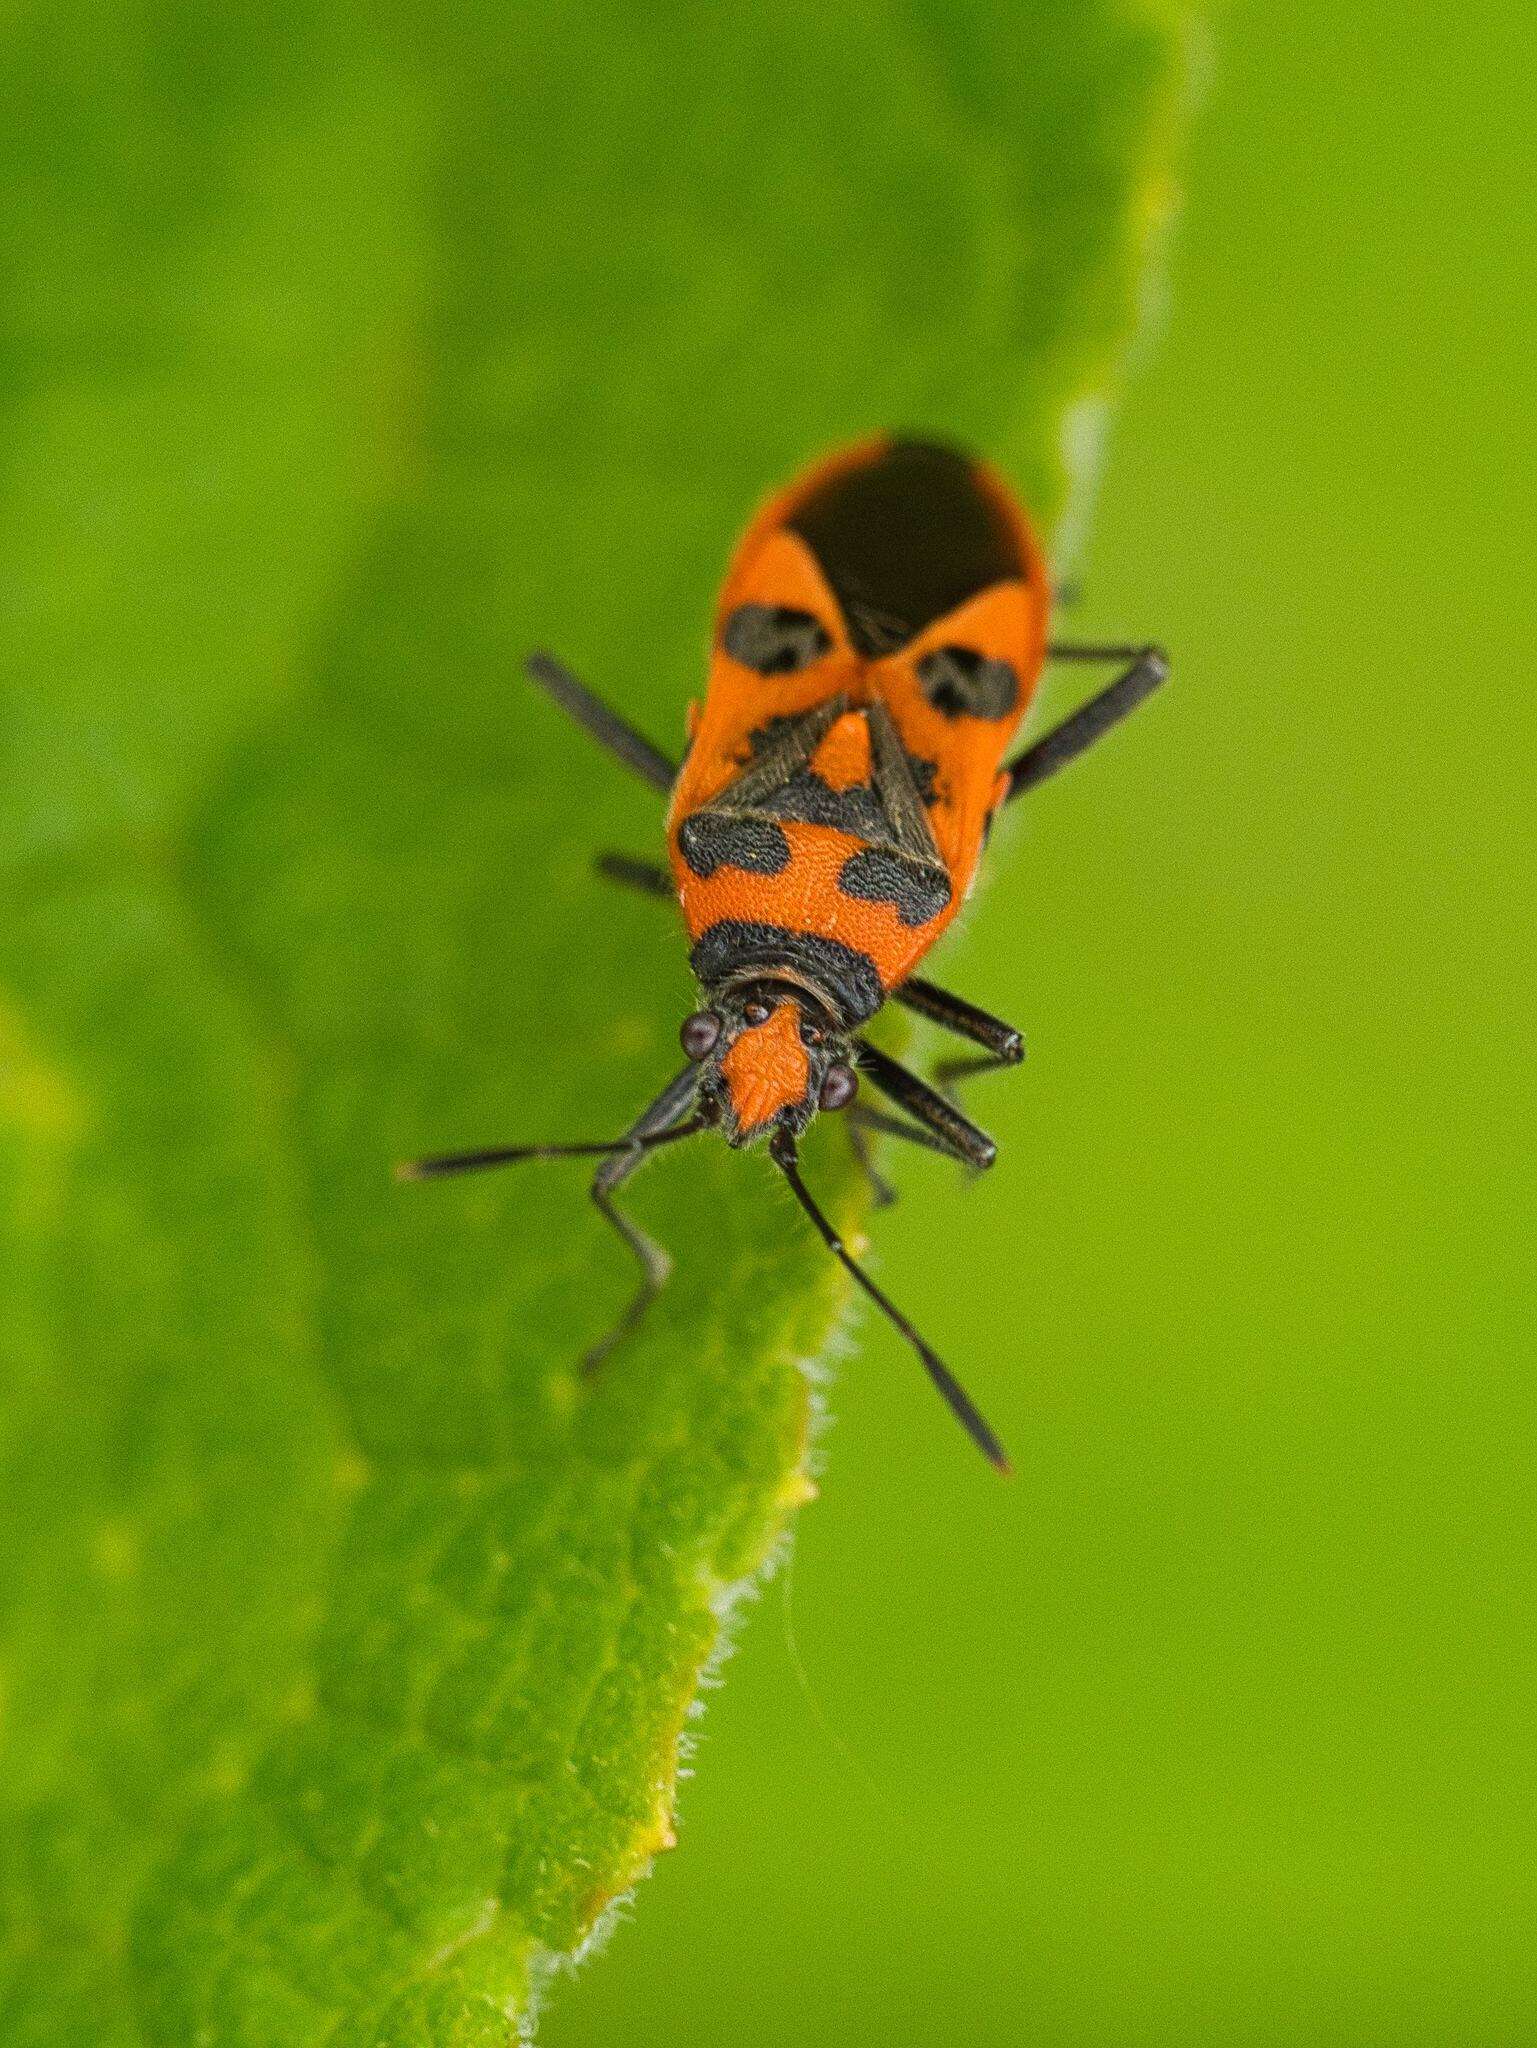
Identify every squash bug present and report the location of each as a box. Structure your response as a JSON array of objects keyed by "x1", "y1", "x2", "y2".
[{"x1": 399, "y1": 437, "x2": 1167, "y2": 1471}]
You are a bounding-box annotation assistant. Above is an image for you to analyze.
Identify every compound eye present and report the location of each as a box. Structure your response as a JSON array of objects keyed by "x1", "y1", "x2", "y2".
[
  {"x1": 680, "y1": 1010, "x2": 722, "y2": 1060},
  {"x1": 743, "y1": 999, "x2": 772, "y2": 1027},
  {"x1": 818, "y1": 1062, "x2": 858, "y2": 1113}
]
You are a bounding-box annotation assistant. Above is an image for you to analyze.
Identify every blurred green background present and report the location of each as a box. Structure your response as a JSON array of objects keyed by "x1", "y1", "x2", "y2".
[
  {"x1": 542, "y1": 5, "x2": 1537, "y2": 2045},
  {"x1": 5, "y1": 0, "x2": 1533, "y2": 2041}
]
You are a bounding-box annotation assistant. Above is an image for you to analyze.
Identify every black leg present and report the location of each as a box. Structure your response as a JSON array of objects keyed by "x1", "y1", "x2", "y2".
[
  {"x1": 853, "y1": 1040, "x2": 997, "y2": 1171},
  {"x1": 526, "y1": 651, "x2": 679, "y2": 795},
  {"x1": 894, "y1": 977, "x2": 1023, "y2": 1063},
  {"x1": 583, "y1": 1064, "x2": 700, "y2": 1372},
  {"x1": 932, "y1": 1051, "x2": 1017, "y2": 1103},
  {"x1": 1003, "y1": 644, "x2": 1168, "y2": 804},
  {"x1": 1047, "y1": 639, "x2": 1159, "y2": 662},
  {"x1": 890, "y1": 978, "x2": 1023, "y2": 1113},
  {"x1": 848, "y1": 1110, "x2": 900, "y2": 1207},
  {"x1": 595, "y1": 851, "x2": 674, "y2": 899},
  {"x1": 851, "y1": 1102, "x2": 969, "y2": 1164}
]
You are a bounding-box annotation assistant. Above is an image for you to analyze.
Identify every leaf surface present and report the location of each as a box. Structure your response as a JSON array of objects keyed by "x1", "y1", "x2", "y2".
[{"x1": 0, "y1": 3, "x2": 1186, "y2": 2039}]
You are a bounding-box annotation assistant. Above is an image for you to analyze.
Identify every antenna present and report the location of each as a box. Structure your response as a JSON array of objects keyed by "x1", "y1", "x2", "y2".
[
  {"x1": 396, "y1": 1113, "x2": 708, "y2": 1183},
  {"x1": 769, "y1": 1130, "x2": 1011, "y2": 1474}
]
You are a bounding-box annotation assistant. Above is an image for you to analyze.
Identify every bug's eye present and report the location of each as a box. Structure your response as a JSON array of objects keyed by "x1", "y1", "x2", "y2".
[
  {"x1": 818, "y1": 1063, "x2": 858, "y2": 1113},
  {"x1": 799, "y1": 1019, "x2": 824, "y2": 1047},
  {"x1": 680, "y1": 1010, "x2": 723, "y2": 1060},
  {"x1": 743, "y1": 999, "x2": 772, "y2": 1027}
]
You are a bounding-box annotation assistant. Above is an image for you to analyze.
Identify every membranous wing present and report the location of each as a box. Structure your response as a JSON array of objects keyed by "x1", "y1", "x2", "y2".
[{"x1": 675, "y1": 696, "x2": 952, "y2": 929}]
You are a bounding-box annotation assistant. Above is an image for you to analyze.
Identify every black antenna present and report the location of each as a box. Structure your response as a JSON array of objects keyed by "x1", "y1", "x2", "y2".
[
  {"x1": 396, "y1": 1113, "x2": 708, "y2": 1183},
  {"x1": 769, "y1": 1130, "x2": 1012, "y2": 1474}
]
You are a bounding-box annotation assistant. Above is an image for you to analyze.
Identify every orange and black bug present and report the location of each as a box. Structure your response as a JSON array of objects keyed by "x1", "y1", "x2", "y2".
[{"x1": 399, "y1": 437, "x2": 1167, "y2": 1472}]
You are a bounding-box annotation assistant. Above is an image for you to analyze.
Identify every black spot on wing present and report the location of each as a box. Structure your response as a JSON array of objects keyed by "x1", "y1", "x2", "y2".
[
  {"x1": 677, "y1": 811, "x2": 791, "y2": 879},
  {"x1": 917, "y1": 644, "x2": 1019, "y2": 721},
  {"x1": 767, "y1": 770, "x2": 887, "y2": 839},
  {"x1": 838, "y1": 849, "x2": 952, "y2": 928},
  {"x1": 743, "y1": 715, "x2": 801, "y2": 760},
  {"x1": 722, "y1": 604, "x2": 832, "y2": 676},
  {"x1": 744, "y1": 717, "x2": 940, "y2": 817},
  {"x1": 906, "y1": 754, "x2": 940, "y2": 805},
  {"x1": 690, "y1": 921, "x2": 885, "y2": 1026},
  {"x1": 787, "y1": 439, "x2": 1025, "y2": 657}
]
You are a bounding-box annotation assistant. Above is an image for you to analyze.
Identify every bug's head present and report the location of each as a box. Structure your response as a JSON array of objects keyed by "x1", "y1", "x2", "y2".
[{"x1": 680, "y1": 982, "x2": 857, "y2": 1148}]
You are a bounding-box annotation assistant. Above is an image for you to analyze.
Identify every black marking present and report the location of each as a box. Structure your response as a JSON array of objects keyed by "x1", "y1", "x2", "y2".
[
  {"x1": 700, "y1": 700, "x2": 947, "y2": 931},
  {"x1": 739, "y1": 708, "x2": 905, "y2": 839},
  {"x1": 917, "y1": 644, "x2": 1019, "y2": 721},
  {"x1": 739, "y1": 763, "x2": 941, "y2": 839},
  {"x1": 677, "y1": 812, "x2": 791, "y2": 879},
  {"x1": 691, "y1": 920, "x2": 885, "y2": 1026},
  {"x1": 838, "y1": 848, "x2": 952, "y2": 927},
  {"x1": 908, "y1": 754, "x2": 940, "y2": 805},
  {"x1": 746, "y1": 713, "x2": 936, "y2": 805},
  {"x1": 767, "y1": 769, "x2": 888, "y2": 839},
  {"x1": 722, "y1": 603, "x2": 832, "y2": 676},
  {"x1": 744, "y1": 715, "x2": 802, "y2": 760},
  {"x1": 787, "y1": 439, "x2": 1025, "y2": 657}
]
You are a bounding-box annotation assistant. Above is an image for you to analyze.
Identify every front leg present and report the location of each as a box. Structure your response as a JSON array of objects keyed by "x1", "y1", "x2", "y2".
[
  {"x1": 847, "y1": 1111, "x2": 900, "y2": 1209},
  {"x1": 894, "y1": 974, "x2": 1024, "y2": 1104},
  {"x1": 895, "y1": 977, "x2": 1023, "y2": 1064},
  {"x1": 582, "y1": 1063, "x2": 700, "y2": 1372},
  {"x1": 852, "y1": 1040, "x2": 998, "y2": 1171}
]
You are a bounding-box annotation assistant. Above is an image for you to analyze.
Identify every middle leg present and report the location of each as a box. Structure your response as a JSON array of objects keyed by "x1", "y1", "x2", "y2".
[{"x1": 595, "y1": 851, "x2": 673, "y2": 899}]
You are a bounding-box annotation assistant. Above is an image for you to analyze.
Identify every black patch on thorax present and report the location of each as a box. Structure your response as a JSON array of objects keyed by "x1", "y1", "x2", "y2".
[
  {"x1": 764, "y1": 768, "x2": 888, "y2": 840},
  {"x1": 691, "y1": 920, "x2": 885, "y2": 1026}
]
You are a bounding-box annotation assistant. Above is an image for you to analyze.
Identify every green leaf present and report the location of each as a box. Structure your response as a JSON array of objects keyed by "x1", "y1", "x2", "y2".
[{"x1": 0, "y1": 3, "x2": 1186, "y2": 2040}]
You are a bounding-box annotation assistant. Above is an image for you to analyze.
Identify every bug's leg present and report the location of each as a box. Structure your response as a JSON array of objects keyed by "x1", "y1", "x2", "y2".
[
  {"x1": 895, "y1": 977, "x2": 1023, "y2": 1063},
  {"x1": 893, "y1": 976, "x2": 1024, "y2": 1108},
  {"x1": 847, "y1": 1109, "x2": 900, "y2": 1208},
  {"x1": 1002, "y1": 644, "x2": 1168, "y2": 804},
  {"x1": 594, "y1": 851, "x2": 674, "y2": 900},
  {"x1": 851, "y1": 1085, "x2": 1005, "y2": 1209},
  {"x1": 852, "y1": 1040, "x2": 997, "y2": 1172},
  {"x1": 931, "y1": 1051, "x2": 1022, "y2": 1106},
  {"x1": 582, "y1": 1064, "x2": 700, "y2": 1373},
  {"x1": 526, "y1": 651, "x2": 678, "y2": 794},
  {"x1": 1047, "y1": 639, "x2": 1160, "y2": 662},
  {"x1": 851, "y1": 1102, "x2": 972, "y2": 1162}
]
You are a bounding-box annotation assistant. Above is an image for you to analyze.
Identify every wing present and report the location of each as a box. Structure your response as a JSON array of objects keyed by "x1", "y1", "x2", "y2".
[
  {"x1": 750, "y1": 436, "x2": 1051, "y2": 902},
  {"x1": 667, "y1": 436, "x2": 1050, "y2": 987},
  {"x1": 869, "y1": 574, "x2": 1046, "y2": 894},
  {"x1": 673, "y1": 697, "x2": 953, "y2": 930},
  {"x1": 667, "y1": 520, "x2": 860, "y2": 829}
]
